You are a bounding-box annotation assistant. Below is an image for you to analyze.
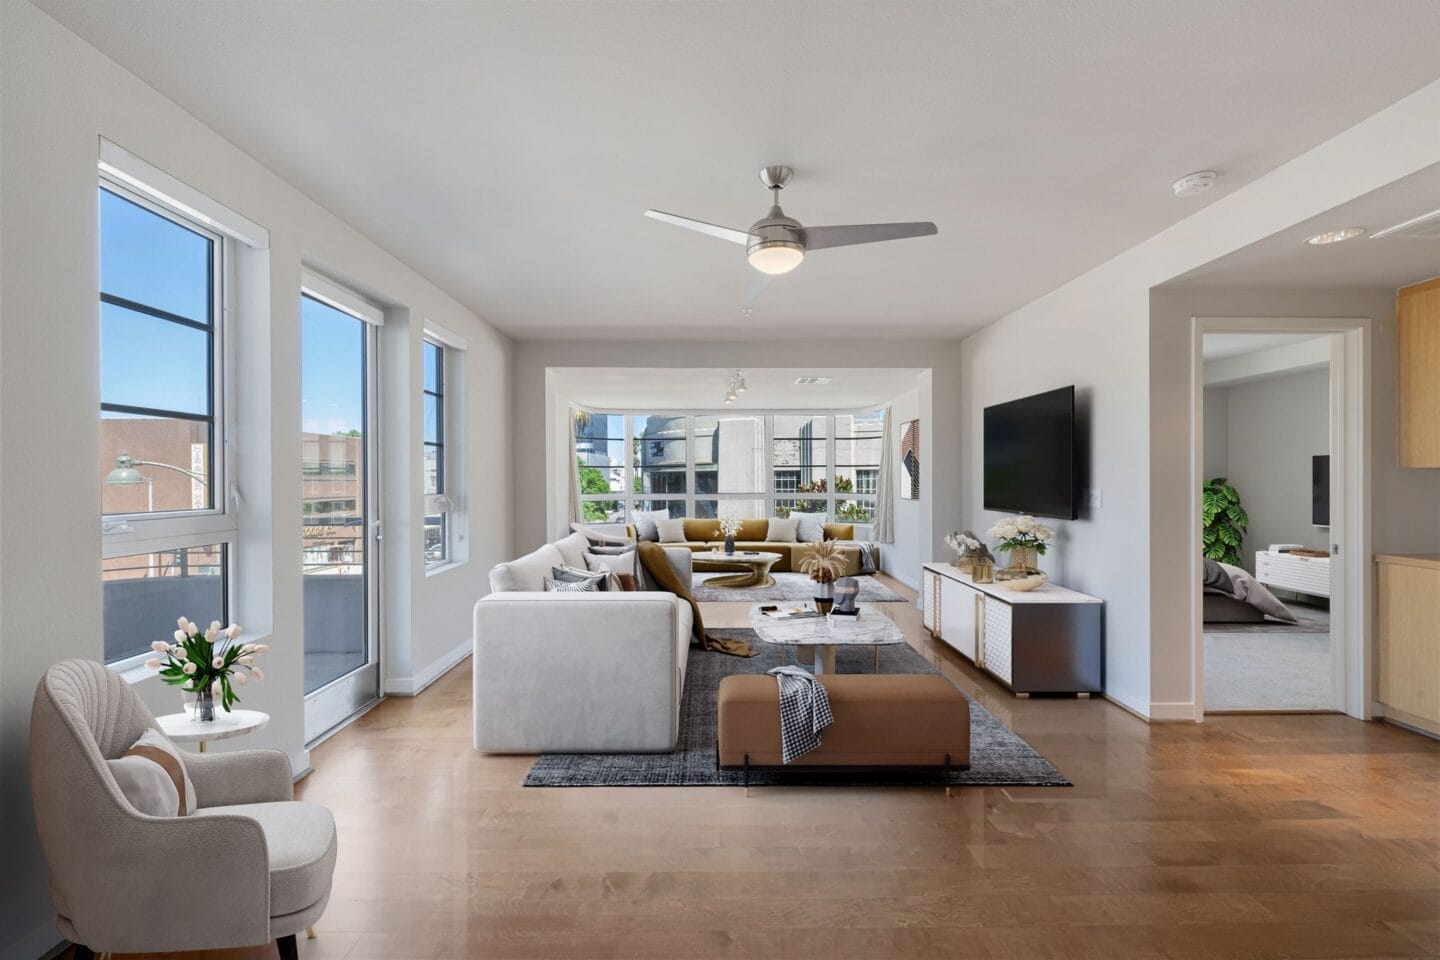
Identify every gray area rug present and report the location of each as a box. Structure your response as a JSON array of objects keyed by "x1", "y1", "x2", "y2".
[
  {"x1": 525, "y1": 628, "x2": 1070, "y2": 788},
  {"x1": 1204, "y1": 629, "x2": 1332, "y2": 710},
  {"x1": 690, "y1": 571, "x2": 905, "y2": 604}
]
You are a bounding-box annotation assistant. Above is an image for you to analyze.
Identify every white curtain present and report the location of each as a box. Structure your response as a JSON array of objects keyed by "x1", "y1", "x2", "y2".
[
  {"x1": 567, "y1": 408, "x2": 583, "y2": 527},
  {"x1": 872, "y1": 406, "x2": 895, "y2": 544}
]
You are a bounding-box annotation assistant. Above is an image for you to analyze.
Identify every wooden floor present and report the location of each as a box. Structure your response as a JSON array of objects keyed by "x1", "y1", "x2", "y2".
[{"x1": 112, "y1": 576, "x2": 1439, "y2": 960}]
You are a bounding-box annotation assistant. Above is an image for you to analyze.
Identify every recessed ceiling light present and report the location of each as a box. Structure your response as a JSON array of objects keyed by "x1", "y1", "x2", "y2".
[
  {"x1": 1304, "y1": 227, "x2": 1366, "y2": 245},
  {"x1": 794, "y1": 377, "x2": 832, "y2": 385},
  {"x1": 1172, "y1": 171, "x2": 1217, "y2": 198}
]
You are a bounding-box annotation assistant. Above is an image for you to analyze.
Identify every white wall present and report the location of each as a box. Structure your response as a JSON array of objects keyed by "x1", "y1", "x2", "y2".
[
  {"x1": 1202, "y1": 387, "x2": 1229, "y2": 479},
  {"x1": 882, "y1": 386, "x2": 923, "y2": 588},
  {"x1": 961, "y1": 78, "x2": 1440, "y2": 721},
  {"x1": 512, "y1": 342, "x2": 961, "y2": 574},
  {"x1": 0, "y1": 3, "x2": 511, "y2": 956},
  {"x1": 1206, "y1": 368, "x2": 1331, "y2": 572}
]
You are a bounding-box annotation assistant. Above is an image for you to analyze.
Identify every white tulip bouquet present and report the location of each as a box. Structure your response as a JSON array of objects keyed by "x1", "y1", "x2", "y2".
[
  {"x1": 986, "y1": 514, "x2": 1057, "y2": 555},
  {"x1": 146, "y1": 616, "x2": 269, "y2": 713}
]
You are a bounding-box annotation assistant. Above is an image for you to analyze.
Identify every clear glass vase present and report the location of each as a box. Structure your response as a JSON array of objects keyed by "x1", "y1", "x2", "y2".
[{"x1": 186, "y1": 687, "x2": 217, "y2": 722}]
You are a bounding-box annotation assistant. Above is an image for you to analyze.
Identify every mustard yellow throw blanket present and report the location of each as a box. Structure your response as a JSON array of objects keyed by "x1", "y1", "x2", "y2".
[{"x1": 637, "y1": 542, "x2": 756, "y2": 658}]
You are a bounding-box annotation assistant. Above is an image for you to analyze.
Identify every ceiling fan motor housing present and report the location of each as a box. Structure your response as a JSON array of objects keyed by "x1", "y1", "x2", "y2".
[{"x1": 747, "y1": 206, "x2": 805, "y2": 259}]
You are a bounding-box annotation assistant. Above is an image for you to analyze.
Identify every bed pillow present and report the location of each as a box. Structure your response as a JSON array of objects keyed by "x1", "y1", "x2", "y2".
[
  {"x1": 656, "y1": 518, "x2": 688, "y2": 543},
  {"x1": 106, "y1": 728, "x2": 196, "y2": 817},
  {"x1": 788, "y1": 511, "x2": 827, "y2": 543},
  {"x1": 1201, "y1": 557, "x2": 1235, "y2": 596},
  {"x1": 632, "y1": 509, "x2": 669, "y2": 543}
]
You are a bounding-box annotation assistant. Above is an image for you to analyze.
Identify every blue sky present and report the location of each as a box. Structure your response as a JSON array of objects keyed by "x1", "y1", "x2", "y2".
[{"x1": 101, "y1": 187, "x2": 365, "y2": 434}]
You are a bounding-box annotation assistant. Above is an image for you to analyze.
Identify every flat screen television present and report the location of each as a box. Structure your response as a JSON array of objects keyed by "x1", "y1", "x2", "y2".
[
  {"x1": 984, "y1": 385, "x2": 1077, "y2": 520},
  {"x1": 1313, "y1": 454, "x2": 1330, "y2": 527}
]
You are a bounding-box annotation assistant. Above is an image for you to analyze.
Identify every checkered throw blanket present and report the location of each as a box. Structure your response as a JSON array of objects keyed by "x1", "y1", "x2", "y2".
[{"x1": 767, "y1": 666, "x2": 834, "y2": 763}]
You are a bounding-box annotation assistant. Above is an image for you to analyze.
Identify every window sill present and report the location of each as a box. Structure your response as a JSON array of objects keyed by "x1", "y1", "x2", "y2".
[{"x1": 425, "y1": 559, "x2": 468, "y2": 578}]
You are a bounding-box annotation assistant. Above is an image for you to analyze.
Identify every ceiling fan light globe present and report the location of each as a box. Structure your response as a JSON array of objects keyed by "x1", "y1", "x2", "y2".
[{"x1": 747, "y1": 241, "x2": 804, "y2": 275}]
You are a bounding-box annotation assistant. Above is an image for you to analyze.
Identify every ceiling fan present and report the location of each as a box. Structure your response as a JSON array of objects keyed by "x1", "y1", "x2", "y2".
[{"x1": 645, "y1": 166, "x2": 938, "y2": 275}]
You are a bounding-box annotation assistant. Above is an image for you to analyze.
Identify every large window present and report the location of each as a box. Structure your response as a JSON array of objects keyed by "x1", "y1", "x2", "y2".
[
  {"x1": 575, "y1": 412, "x2": 626, "y2": 522},
  {"x1": 572, "y1": 411, "x2": 882, "y2": 525},
  {"x1": 100, "y1": 181, "x2": 232, "y2": 665},
  {"x1": 422, "y1": 338, "x2": 448, "y2": 565}
]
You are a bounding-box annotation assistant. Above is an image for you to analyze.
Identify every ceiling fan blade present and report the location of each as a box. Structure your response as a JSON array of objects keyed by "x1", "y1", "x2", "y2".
[
  {"x1": 802, "y1": 221, "x2": 938, "y2": 250},
  {"x1": 644, "y1": 210, "x2": 753, "y2": 245}
]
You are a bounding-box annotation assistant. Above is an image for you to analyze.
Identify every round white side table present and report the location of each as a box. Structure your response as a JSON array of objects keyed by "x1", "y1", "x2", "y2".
[{"x1": 156, "y1": 708, "x2": 269, "y2": 752}]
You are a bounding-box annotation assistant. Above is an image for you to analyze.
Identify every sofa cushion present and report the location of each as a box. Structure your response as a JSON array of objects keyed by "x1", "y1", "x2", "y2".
[
  {"x1": 657, "y1": 518, "x2": 688, "y2": 543},
  {"x1": 554, "y1": 530, "x2": 591, "y2": 568},
  {"x1": 489, "y1": 543, "x2": 566, "y2": 592},
  {"x1": 585, "y1": 550, "x2": 636, "y2": 588},
  {"x1": 632, "y1": 509, "x2": 669, "y2": 542},
  {"x1": 788, "y1": 511, "x2": 827, "y2": 542},
  {"x1": 196, "y1": 801, "x2": 336, "y2": 916},
  {"x1": 766, "y1": 517, "x2": 799, "y2": 542},
  {"x1": 824, "y1": 523, "x2": 855, "y2": 541}
]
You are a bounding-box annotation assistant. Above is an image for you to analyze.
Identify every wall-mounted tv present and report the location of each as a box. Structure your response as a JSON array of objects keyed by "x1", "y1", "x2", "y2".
[
  {"x1": 1313, "y1": 454, "x2": 1330, "y2": 527},
  {"x1": 984, "y1": 385, "x2": 1077, "y2": 520}
]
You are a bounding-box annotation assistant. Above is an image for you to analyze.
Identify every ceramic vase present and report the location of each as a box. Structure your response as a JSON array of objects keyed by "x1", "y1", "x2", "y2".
[{"x1": 724, "y1": 534, "x2": 736, "y2": 555}]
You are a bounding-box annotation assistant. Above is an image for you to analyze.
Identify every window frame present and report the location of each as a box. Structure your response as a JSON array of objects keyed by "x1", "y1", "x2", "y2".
[
  {"x1": 422, "y1": 322, "x2": 467, "y2": 572},
  {"x1": 100, "y1": 175, "x2": 238, "y2": 669},
  {"x1": 422, "y1": 336, "x2": 449, "y2": 567}
]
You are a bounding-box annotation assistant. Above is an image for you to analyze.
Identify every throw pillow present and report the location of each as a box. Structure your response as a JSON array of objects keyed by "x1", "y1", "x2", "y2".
[
  {"x1": 551, "y1": 565, "x2": 608, "y2": 591},
  {"x1": 585, "y1": 549, "x2": 637, "y2": 590},
  {"x1": 105, "y1": 728, "x2": 196, "y2": 817},
  {"x1": 789, "y1": 511, "x2": 827, "y2": 543},
  {"x1": 614, "y1": 573, "x2": 639, "y2": 591},
  {"x1": 766, "y1": 517, "x2": 799, "y2": 543},
  {"x1": 570, "y1": 523, "x2": 636, "y2": 549},
  {"x1": 544, "y1": 576, "x2": 600, "y2": 592},
  {"x1": 656, "y1": 518, "x2": 688, "y2": 543},
  {"x1": 632, "y1": 509, "x2": 670, "y2": 543},
  {"x1": 587, "y1": 544, "x2": 633, "y2": 556}
]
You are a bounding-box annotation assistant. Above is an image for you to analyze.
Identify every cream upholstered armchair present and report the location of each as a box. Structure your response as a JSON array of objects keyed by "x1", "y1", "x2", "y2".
[{"x1": 29, "y1": 660, "x2": 336, "y2": 960}]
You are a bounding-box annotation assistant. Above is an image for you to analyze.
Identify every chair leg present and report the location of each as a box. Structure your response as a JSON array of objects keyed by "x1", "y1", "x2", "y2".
[
  {"x1": 307, "y1": 926, "x2": 318, "y2": 939},
  {"x1": 71, "y1": 946, "x2": 95, "y2": 960},
  {"x1": 276, "y1": 933, "x2": 299, "y2": 960}
]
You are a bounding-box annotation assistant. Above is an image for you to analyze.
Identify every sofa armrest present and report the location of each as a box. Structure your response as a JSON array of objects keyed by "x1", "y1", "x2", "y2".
[
  {"x1": 186, "y1": 746, "x2": 294, "y2": 807},
  {"x1": 472, "y1": 593, "x2": 691, "y2": 753}
]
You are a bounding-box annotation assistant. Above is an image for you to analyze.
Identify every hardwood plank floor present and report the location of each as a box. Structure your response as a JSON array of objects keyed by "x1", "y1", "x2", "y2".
[{"x1": 109, "y1": 576, "x2": 1439, "y2": 959}]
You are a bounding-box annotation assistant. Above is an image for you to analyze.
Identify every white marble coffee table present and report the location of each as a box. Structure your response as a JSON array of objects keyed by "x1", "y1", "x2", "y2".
[
  {"x1": 693, "y1": 550, "x2": 784, "y2": 588},
  {"x1": 749, "y1": 604, "x2": 906, "y2": 674}
]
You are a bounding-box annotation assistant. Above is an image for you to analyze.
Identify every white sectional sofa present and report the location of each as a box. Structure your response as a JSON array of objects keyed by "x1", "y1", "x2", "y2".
[{"x1": 473, "y1": 531, "x2": 694, "y2": 753}]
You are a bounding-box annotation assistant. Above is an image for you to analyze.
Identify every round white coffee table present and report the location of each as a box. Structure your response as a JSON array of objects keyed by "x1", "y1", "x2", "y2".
[
  {"x1": 749, "y1": 604, "x2": 906, "y2": 673},
  {"x1": 156, "y1": 708, "x2": 269, "y2": 752},
  {"x1": 693, "y1": 550, "x2": 784, "y2": 588}
]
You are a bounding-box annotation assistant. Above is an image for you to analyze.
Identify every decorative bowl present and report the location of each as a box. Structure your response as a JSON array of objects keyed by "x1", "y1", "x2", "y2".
[{"x1": 1000, "y1": 573, "x2": 1048, "y2": 592}]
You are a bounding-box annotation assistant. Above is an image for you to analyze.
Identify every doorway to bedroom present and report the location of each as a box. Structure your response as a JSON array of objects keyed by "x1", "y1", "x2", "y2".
[{"x1": 1200, "y1": 332, "x2": 1337, "y2": 712}]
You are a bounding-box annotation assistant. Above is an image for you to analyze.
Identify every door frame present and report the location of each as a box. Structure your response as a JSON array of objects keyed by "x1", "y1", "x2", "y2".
[
  {"x1": 300, "y1": 289, "x2": 385, "y2": 745},
  {"x1": 1188, "y1": 316, "x2": 1372, "y2": 720}
]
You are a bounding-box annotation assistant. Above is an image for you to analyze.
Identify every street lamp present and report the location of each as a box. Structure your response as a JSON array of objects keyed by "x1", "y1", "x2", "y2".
[{"x1": 106, "y1": 453, "x2": 206, "y2": 513}]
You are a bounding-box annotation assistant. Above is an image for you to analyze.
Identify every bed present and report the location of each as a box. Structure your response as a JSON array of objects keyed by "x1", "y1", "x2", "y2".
[{"x1": 1203, "y1": 558, "x2": 1299, "y2": 624}]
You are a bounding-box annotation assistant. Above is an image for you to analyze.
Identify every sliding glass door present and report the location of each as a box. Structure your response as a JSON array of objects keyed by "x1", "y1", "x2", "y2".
[{"x1": 301, "y1": 292, "x2": 381, "y2": 742}]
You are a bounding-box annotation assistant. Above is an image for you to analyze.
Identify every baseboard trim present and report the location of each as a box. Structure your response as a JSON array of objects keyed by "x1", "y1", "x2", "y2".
[
  {"x1": 1149, "y1": 701, "x2": 1201, "y2": 722},
  {"x1": 386, "y1": 639, "x2": 472, "y2": 697}
]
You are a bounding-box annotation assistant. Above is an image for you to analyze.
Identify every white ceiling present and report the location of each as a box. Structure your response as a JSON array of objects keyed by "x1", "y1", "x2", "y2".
[
  {"x1": 552, "y1": 367, "x2": 924, "y2": 411},
  {"x1": 1170, "y1": 163, "x2": 1440, "y2": 290},
  {"x1": 38, "y1": 1, "x2": 1440, "y2": 339}
]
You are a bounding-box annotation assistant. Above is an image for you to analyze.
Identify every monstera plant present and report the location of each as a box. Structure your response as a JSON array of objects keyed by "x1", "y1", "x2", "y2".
[{"x1": 1202, "y1": 477, "x2": 1248, "y2": 566}]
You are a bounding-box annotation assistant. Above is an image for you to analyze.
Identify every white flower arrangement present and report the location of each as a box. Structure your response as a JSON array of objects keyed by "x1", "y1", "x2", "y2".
[
  {"x1": 986, "y1": 514, "x2": 1057, "y2": 555},
  {"x1": 945, "y1": 531, "x2": 982, "y2": 555},
  {"x1": 146, "y1": 616, "x2": 269, "y2": 712},
  {"x1": 714, "y1": 508, "x2": 744, "y2": 539}
]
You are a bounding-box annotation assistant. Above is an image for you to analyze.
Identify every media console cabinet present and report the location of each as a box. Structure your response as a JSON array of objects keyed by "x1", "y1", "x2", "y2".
[{"x1": 921, "y1": 562, "x2": 1103, "y2": 695}]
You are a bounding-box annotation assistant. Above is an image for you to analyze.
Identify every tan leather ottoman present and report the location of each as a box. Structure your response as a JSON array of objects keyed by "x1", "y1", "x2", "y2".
[{"x1": 716, "y1": 673, "x2": 970, "y2": 786}]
